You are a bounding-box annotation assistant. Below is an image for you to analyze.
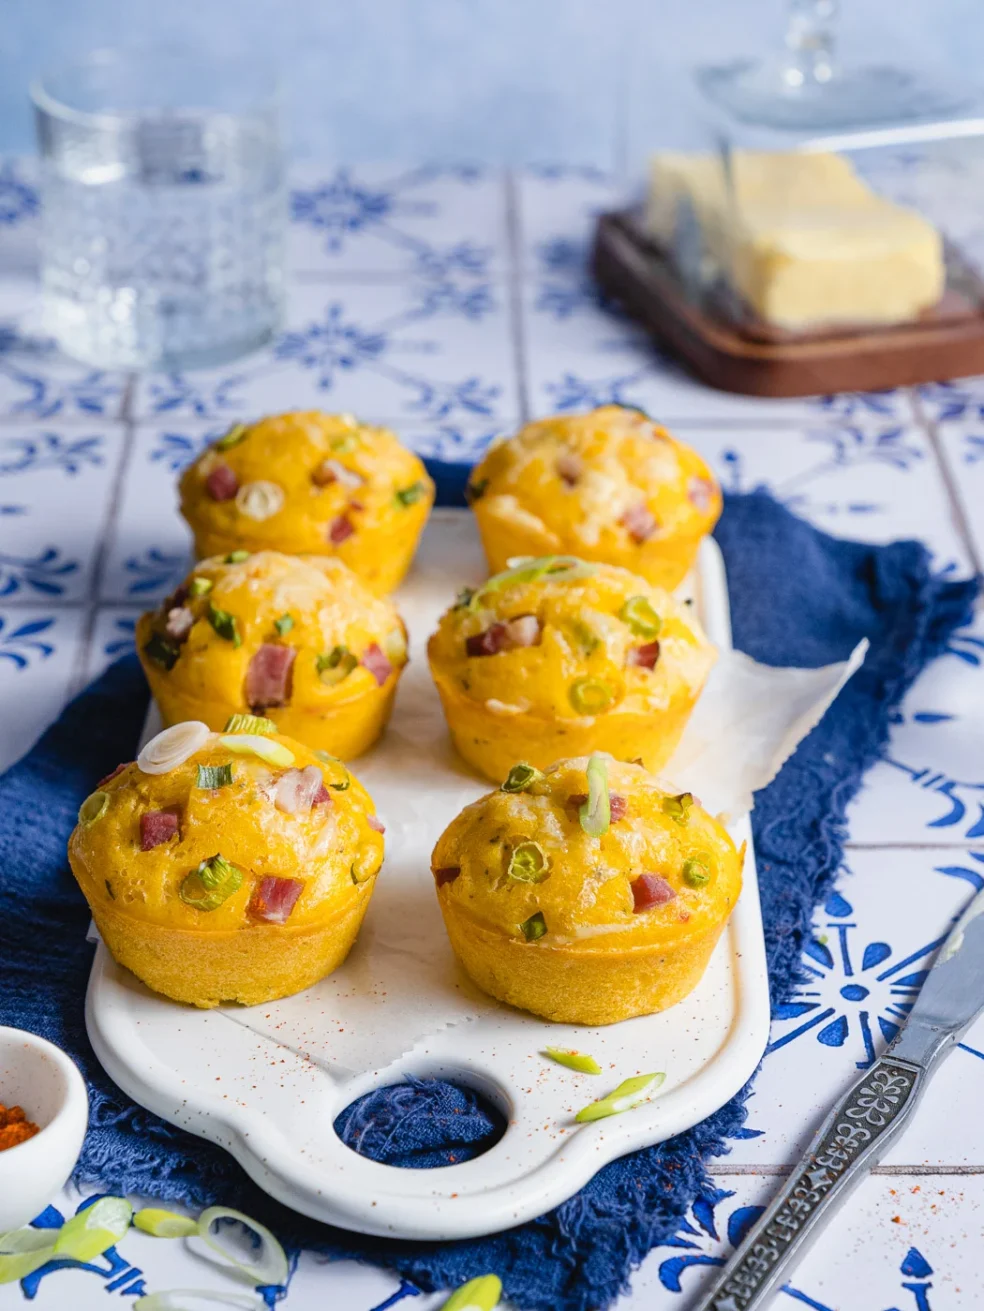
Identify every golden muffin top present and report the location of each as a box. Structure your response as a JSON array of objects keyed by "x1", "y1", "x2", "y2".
[
  {"x1": 431, "y1": 755, "x2": 742, "y2": 949},
  {"x1": 69, "y1": 721, "x2": 385, "y2": 932},
  {"x1": 178, "y1": 411, "x2": 434, "y2": 554},
  {"x1": 467, "y1": 406, "x2": 720, "y2": 554},
  {"x1": 427, "y1": 556, "x2": 715, "y2": 719},
  {"x1": 138, "y1": 550, "x2": 406, "y2": 710}
]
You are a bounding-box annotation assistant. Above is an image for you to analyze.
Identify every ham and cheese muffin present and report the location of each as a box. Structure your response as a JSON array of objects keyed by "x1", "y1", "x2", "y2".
[
  {"x1": 68, "y1": 720, "x2": 386, "y2": 1007},
  {"x1": 427, "y1": 556, "x2": 715, "y2": 783},
  {"x1": 432, "y1": 754, "x2": 743, "y2": 1024},
  {"x1": 178, "y1": 412, "x2": 434, "y2": 595},
  {"x1": 467, "y1": 406, "x2": 721, "y2": 591},
  {"x1": 136, "y1": 551, "x2": 406, "y2": 760}
]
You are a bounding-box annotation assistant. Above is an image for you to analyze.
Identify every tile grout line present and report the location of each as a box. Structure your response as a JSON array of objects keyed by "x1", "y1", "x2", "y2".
[
  {"x1": 68, "y1": 373, "x2": 139, "y2": 697},
  {"x1": 504, "y1": 169, "x2": 531, "y2": 426},
  {"x1": 911, "y1": 387, "x2": 984, "y2": 577},
  {"x1": 709, "y1": 1163, "x2": 984, "y2": 1176}
]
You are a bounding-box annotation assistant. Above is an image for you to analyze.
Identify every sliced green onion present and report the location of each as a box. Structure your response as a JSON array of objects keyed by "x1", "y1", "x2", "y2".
[
  {"x1": 661, "y1": 792, "x2": 694, "y2": 826},
  {"x1": 208, "y1": 604, "x2": 241, "y2": 647},
  {"x1": 619, "y1": 595, "x2": 662, "y2": 639},
  {"x1": 566, "y1": 618, "x2": 599, "y2": 655},
  {"x1": 501, "y1": 762, "x2": 545, "y2": 793},
  {"x1": 180, "y1": 854, "x2": 243, "y2": 911},
  {"x1": 470, "y1": 555, "x2": 596, "y2": 609},
  {"x1": 144, "y1": 633, "x2": 181, "y2": 670},
  {"x1": 382, "y1": 627, "x2": 407, "y2": 664},
  {"x1": 579, "y1": 753, "x2": 611, "y2": 836},
  {"x1": 53, "y1": 1196, "x2": 133, "y2": 1263},
  {"x1": 453, "y1": 586, "x2": 476, "y2": 609},
  {"x1": 569, "y1": 677, "x2": 613, "y2": 715},
  {"x1": 0, "y1": 1229, "x2": 58, "y2": 1284},
  {"x1": 214, "y1": 422, "x2": 248, "y2": 450},
  {"x1": 395, "y1": 480, "x2": 426, "y2": 507},
  {"x1": 520, "y1": 911, "x2": 547, "y2": 941},
  {"x1": 507, "y1": 841, "x2": 549, "y2": 883},
  {"x1": 574, "y1": 1072, "x2": 666, "y2": 1123},
  {"x1": 317, "y1": 645, "x2": 358, "y2": 685},
  {"x1": 218, "y1": 734, "x2": 294, "y2": 767},
  {"x1": 79, "y1": 790, "x2": 109, "y2": 826},
  {"x1": 544, "y1": 1047, "x2": 602, "y2": 1075},
  {"x1": 682, "y1": 855, "x2": 711, "y2": 888},
  {"x1": 196, "y1": 1206, "x2": 289, "y2": 1287},
  {"x1": 465, "y1": 478, "x2": 488, "y2": 504},
  {"x1": 314, "y1": 750, "x2": 350, "y2": 789},
  {"x1": 224, "y1": 712, "x2": 276, "y2": 735},
  {"x1": 351, "y1": 851, "x2": 379, "y2": 884},
  {"x1": 133, "y1": 1208, "x2": 199, "y2": 1238},
  {"x1": 441, "y1": 1274, "x2": 502, "y2": 1311},
  {"x1": 188, "y1": 575, "x2": 213, "y2": 598},
  {"x1": 134, "y1": 1293, "x2": 262, "y2": 1310},
  {"x1": 224, "y1": 550, "x2": 250, "y2": 564},
  {"x1": 330, "y1": 432, "x2": 359, "y2": 454},
  {"x1": 274, "y1": 613, "x2": 294, "y2": 637},
  {"x1": 196, "y1": 762, "x2": 233, "y2": 789}
]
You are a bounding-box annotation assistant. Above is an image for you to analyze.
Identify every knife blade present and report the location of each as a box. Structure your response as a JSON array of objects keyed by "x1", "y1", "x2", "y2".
[{"x1": 691, "y1": 885, "x2": 984, "y2": 1311}]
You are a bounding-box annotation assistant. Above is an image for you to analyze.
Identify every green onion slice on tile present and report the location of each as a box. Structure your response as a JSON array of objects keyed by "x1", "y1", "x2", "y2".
[
  {"x1": 543, "y1": 1047, "x2": 602, "y2": 1075},
  {"x1": 133, "y1": 1208, "x2": 198, "y2": 1238},
  {"x1": 196, "y1": 1206, "x2": 289, "y2": 1287},
  {"x1": 441, "y1": 1274, "x2": 503, "y2": 1311},
  {"x1": 53, "y1": 1197, "x2": 133, "y2": 1263}
]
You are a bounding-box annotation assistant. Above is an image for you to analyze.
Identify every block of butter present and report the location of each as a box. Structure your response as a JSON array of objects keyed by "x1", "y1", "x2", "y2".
[{"x1": 647, "y1": 149, "x2": 945, "y2": 331}]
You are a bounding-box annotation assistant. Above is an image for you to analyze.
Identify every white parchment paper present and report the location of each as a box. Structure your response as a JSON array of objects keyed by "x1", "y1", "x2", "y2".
[{"x1": 228, "y1": 513, "x2": 867, "y2": 1075}]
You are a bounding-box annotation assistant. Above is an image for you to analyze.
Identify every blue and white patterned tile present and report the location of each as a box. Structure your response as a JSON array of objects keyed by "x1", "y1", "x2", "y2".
[
  {"x1": 0, "y1": 605, "x2": 84, "y2": 772},
  {"x1": 516, "y1": 164, "x2": 624, "y2": 274},
  {"x1": 101, "y1": 424, "x2": 198, "y2": 605},
  {"x1": 848, "y1": 613, "x2": 984, "y2": 846},
  {"x1": 723, "y1": 848, "x2": 984, "y2": 1168},
  {"x1": 84, "y1": 606, "x2": 142, "y2": 683},
  {"x1": 132, "y1": 277, "x2": 519, "y2": 426},
  {"x1": 0, "y1": 284, "x2": 127, "y2": 423},
  {"x1": 935, "y1": 418, "x2": 984, "y2": 568},
  {"x1": 289, "y1": 163, "x2": 508, "y2": 278},
  {"x1": 679, "y1": 423, "x2": 970, "y2": 569},
  {"x1": 521, "y1": 275, "x2": 916, "y2": 427},
  {"x1": 626, "y1": 1172, "x2": 982, "y2": 1309},
  {"x1": 0, "y1": 424, "x2": 127, "y2": 604},
  {"x1": 0, "y1": 157, "x2": 40, "y2": 282}
]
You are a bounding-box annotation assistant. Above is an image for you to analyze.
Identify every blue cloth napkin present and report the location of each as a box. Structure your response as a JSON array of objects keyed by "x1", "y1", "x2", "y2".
[{"x1": 0, "y1": 491, "x2": 976, "y2": 1311}]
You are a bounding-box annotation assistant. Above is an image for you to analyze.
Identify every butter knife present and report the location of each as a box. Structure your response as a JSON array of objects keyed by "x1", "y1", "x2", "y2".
[{"x1": 692, "y1": 886, "x2": 984, "y2": 1311}]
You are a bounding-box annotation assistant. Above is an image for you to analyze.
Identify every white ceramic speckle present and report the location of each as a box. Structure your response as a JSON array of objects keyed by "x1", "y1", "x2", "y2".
[{"x1": 0, "y1": 1026, "x2": 88, "y2": 1232}]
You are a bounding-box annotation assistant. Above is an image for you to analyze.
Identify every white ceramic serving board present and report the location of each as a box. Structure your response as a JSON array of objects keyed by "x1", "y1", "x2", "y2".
[{"x1": 86, "y1": 512, "x2": 770, "y2": 1241}]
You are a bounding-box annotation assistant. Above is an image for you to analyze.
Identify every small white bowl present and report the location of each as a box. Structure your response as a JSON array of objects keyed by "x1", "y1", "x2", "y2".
[{"x1": 0, "y1": 1027, "x2": 88, "y2": 1232}]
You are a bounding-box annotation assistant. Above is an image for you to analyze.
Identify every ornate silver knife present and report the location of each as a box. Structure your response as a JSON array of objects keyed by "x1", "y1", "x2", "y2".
[{"x1": 692, "y1": 886, "x2": 984, "y2": 1311}]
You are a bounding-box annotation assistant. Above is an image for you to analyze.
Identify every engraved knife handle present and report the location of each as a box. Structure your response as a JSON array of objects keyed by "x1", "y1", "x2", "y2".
[{"x1": 690, "y1": 1056, "x2": 925, "y2": 1311}]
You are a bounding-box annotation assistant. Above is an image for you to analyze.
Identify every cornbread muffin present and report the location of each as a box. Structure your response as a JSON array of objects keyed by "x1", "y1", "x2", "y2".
[
  {"x1": 432, "y1": 754, "x2": 743, "y2": 1024},
  {"x1": 178, "y1": 412, "x2": 434, "y2": 594},
  {"x1": 68, "y1": 720, "x2": 386, "y2": 1007},
  {"x1": 427, "y1": 556, "x2": 715, "y2": 782},
  {"x1": 467, "y1": 406, "x2": 720, "y2": 591},
  {"x1": 136, "y1": 551, "x2": 407, "y2": 760}
]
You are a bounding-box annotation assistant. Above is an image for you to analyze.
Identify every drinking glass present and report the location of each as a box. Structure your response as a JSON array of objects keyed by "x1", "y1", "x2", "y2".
[{"x1": 32, "y1": 46, "x2": 285, "y2": 370}]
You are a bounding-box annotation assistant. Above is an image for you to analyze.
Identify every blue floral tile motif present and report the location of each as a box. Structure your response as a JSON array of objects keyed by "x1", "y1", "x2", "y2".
[
  {"x1": 399, "y1": 423, "x2": 502, "y2": 462},
  {"x1": 144, "y1": 372, "x2": 249, "y2": 419},
  {"x1": 121, "y1": 547, "x2": 188, "y2": 599},
  {"x1": 769, "y1": 889, "x2": 948, "y2": 1070},
  {"x1": 0, "y1": 160, "x2": 39, "y2": 226},
  {"x1": 0, "y1": 615, "x2": 56, "y2": 669},
  {"x1": 880, "y1": 739, "x2": 984, "y2": 841},
  {"x1": 102, "y1": 615, "x2": 136, "y2": 661},
  {"x1": 918, "y1": 379, "x2": 984, "y2": 423},
  {"x1": 0, "y1": 326, "x2": 123, "y2": 419},
  {"x1": 656, "y1": 1187, "x2": 763, "y2": 1291},
  {"x1": 0, "y1": 546, "x2": 79, "y2": 598},
  {"x1": 0, "y1": 431, "x2": 104, "y2": 476},
  {"x1": 148, "y1": 427, "x2": 224, "y2": 472}
]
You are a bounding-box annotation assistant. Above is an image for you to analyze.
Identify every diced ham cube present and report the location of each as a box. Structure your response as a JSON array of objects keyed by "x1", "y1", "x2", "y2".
[
  {"x1": 274, "y1": 765, "x2": 325, "y2": 814},
  {"x1": 248, "y1": 875, "x2": 305, "y2": 924},
  {"x1": 312, "y1": 458, "x2": 364, "y2": 489},
  {"x1": 567, "y1": 793, "x2": 627, "y2": 820},
  {"x1": 140, "y1": 810, "x2": 179, "y2": 851},
  {"x1": 328, "y1": 514, "x2": 356, "y2": 545},
  {"x1": 433, "y1": 866, "x2": 460, "y2": 886},
  {"x1": 466, "y1": 622, "x2": 507, "y2": 657},
  {"x1": 205, "y1": 463, "x2": 239, "y2": 502},
  {"x1": 367, "y1": 815, "x2": 385, "y2": 834},
  {"x1": 361, "y1": 642, "x2": 393, "y2": 687},
  {"x1": 627, "y1": 640, "x2": 661, "y2": 670},
  {"x1": 246, "y1": 643, "x2": 296, "y2": 710},
  {"x1": 312, "y1": 782, "x2": 331, "y2": 805},
  {"x1": 165, "y1": 606, "x2": 194, "y2": 642},
  {"x1": 556, "y1": 451, "x2": 583, "y2": 487},
  {"x1": 688, "y1": 476, "x2": 716, "y2": 513},
  {"x1": 621, "y1": 502, "x2": 657, "y2": 544},
  {"x1": 97, "y1": 762, "x2": 130, "y2": 788},
  {"x1": 631, "y1": 873, "x2": 676, "y2": 911}
]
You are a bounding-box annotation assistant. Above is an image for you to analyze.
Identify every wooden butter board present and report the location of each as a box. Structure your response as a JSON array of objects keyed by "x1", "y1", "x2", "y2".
[{"x1": 592, "y1": 208, "x2": 984, "y2": 398}]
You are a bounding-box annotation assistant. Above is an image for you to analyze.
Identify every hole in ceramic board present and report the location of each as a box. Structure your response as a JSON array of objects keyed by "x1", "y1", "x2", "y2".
[{"x1": 334, "y1": 1073, "x2": 507, "y2": 1168}]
